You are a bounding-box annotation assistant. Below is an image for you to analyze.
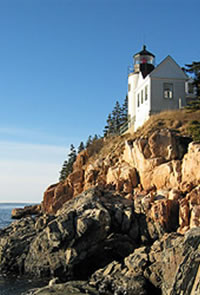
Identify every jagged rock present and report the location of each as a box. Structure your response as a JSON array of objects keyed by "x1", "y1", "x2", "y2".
[
  {"x1": 90, "y1": 228, "x2": 200, "y2": 295},
  {"x1": 41, "y1": 129, "x2": 195, "y2": 218},
  {"x1": 73, "y1": 150, "x2": 88, "y2": 170},
  {"x1": 35, "y1": 215, "x2": 55, "y2": 232},
  {"x1": 0, "y1": 217, "x2": 36, "y2": 275},
  {"x1": 143, "y1": 228, "x2": 200, "y2": 295},
  {"x1": 106, "y1": 162, "x2": 138, "y2": 192},
  {"x1": 124, "y1": 246, "x2": 150, "y2": 276},
  {"x1": 148, "y1": 129, "x2": 190, "y2": 161},
  {"x1": 134, "y1": 191, "x2": 154, "y2": 215},
  {"x1": 90, "y1": 260, "x2": 154, "y2": 295},
  {"x1": 0, "y1": 187, "x2": 142, "y2": 280},
  {"x1": 68, "y1": 168, "x2": 84, "y2": 195},
  {"x1": 11, "y1": 204, "x2": 41, "y2": 219},
  {"x1": 177, "y1": 185, "x2": 200, "y2": 234},
  {"x1": 168, "y1": 188, "x2": 182, "y2": 201},
  {"x1": 181, "y1": 142, "x2": 200, "y2": 189},
  {"x1": 42, "y1": 181, "x2": 73, "y2": 214},
  {"x1": 123, "y1": 129, "x2": 191, "y2": 191},
  {"x1": 90, "y1": 250, "x2": 160, "y2": 295},
  {"x1": 151, "y1": 160, "x2": 182, "y2": 190},
  {"x1": 178, "y1": 198, "x2": 190, "y2": 234},
  {"x1": 2, "y1": 124, "x2": 200, "y2": 295},
  {"x1": 146, "y1": 198, "x2": 179, "y2": 240},
  {"x1": 84, "y1": 164, "x2": 101, "y2": 190},
  {"x1": 23, "y1": 280, "x2": 99, "y2": 295}
]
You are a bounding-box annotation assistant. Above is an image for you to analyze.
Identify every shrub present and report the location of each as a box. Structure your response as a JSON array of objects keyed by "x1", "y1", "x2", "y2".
[{"x1": 187, "y1": 120, "x2": 200, "y2": 141}]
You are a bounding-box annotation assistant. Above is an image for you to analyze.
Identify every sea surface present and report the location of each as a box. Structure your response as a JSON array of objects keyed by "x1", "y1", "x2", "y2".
[
  {"x1": 0, "y1": 203, "x2": 46, "y2": 295},
  {"x1": 0, "y1": 203, "x2": 28, "y2": 229}
]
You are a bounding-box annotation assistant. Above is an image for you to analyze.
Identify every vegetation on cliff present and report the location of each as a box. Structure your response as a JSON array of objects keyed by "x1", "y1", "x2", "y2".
[
  {"x1": 184, "y1": 61, "x2": 200, "y2": 111},
  {"x1": 103, "y1": 96, "x2": 128, "y2": 136},
  {"x1": 59, "y1": 144, "x2": 77, "y2": 181}
]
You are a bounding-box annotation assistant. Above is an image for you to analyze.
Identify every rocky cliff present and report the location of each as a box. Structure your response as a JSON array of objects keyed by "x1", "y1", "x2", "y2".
[
  {"x1": 1, "y1": 110, "x2": 200, "y2": 295},
  {"x1": 42, "y1": 127, "x2": 200, "y2": 236}
]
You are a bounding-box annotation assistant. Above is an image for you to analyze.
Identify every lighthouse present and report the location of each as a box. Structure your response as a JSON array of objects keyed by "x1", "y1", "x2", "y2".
[
  {"x1": 127, "y1": 45, "x2": 187, "y2": 132},
  {"x1": 128, "y1": 45, "x2": 155, "y2": 130}
]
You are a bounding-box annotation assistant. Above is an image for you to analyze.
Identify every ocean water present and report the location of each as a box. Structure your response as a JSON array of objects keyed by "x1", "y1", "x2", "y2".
[
  {"x1": 0, "y1": 203, "x2": 29, "y2": 229},
  {"x1": 0, "y1": 203, "x2": 46, "y2": 295}
]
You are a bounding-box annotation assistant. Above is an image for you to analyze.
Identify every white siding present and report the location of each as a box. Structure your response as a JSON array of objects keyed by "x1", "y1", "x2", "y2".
[
  {"x1": 128, "y1": 72, "x2": 139, "y2": 127},
  {"x1": 134, "y1": 76, "x2": 151, "y2": 130}
]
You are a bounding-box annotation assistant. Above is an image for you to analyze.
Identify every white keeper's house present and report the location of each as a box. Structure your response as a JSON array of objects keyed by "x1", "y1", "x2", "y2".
[{"x1": 127, "y1": 45, "x2": 195, "y2": 132}]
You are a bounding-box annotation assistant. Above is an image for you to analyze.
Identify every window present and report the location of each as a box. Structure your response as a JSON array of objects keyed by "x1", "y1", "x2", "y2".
[
  {"x1": 128, "y1": 83, "x2": 131, "y2": 92},
  {"x1": 145, "y1": 85, "x2": 148, "y2": 100},
  {"x1": 137, "y1": 94, "x2": 140, "y2": 107},
  {"x1": 141, "y1": 90, "x2": 144, "y2": 104},
  {"x1": 163, "y1": 83, "x2": 173, "y2": 99}
]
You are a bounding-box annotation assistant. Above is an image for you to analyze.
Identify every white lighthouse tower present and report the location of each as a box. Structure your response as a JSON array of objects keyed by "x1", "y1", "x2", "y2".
[{"x1": 128, "y1": 45, "x2": 155, "y2": 131}]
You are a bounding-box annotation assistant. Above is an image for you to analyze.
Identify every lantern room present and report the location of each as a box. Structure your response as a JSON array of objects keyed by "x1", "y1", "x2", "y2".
[{"x1": 133, "y1": 45, "x2": 155, "y2": 78}]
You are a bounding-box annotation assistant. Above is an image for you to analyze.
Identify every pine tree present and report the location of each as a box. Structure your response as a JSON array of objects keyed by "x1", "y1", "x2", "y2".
[
  {"x1": 59, "y1": 144, "x2": 77, "y2": 182},
  {"x1": 68, "y1": 144, "x2": 76, "y2": 168},
  {"x1": 103, "y1": 96, "x2": 128, "y2": 137},
  {"x1": 77, "y1": 141, "x2": 85, "y2": 153},
  {"x1": 184, "y1": 62, "x2": 200, "y2": 110},
  {"x1": 93, "y1": 134, "x2": 99, "y2": 141},
  {"x1": 59, "y1": 160, "x2": 69, "y2": 182},
  {"x1": 104, "y1": 113, "x2": 114, "y2": 136},
  {"x1": 112, "y1": 101, "x2": 122, "y2": 134},
  {"x1": 120, "y1": 95, "x2": 128, "y2": 126},
  {"x1": 85, "y1": 135, "x2": 93, "y2": 148}
]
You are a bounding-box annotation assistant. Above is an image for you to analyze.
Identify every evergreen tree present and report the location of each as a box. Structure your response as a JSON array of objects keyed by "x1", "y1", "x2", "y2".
[
  {"x1": 103, "y1": 119, "x2": 109, "y2": 137},
  {"x1": 59, "y1": 160, "x2": 69, "y2": 182},
  {"x1": 104, "y1": 113, "x2": 114, "y2": 136},
  {"x1": 103, "y1": 96, "x2": 128, "y2": 137},
  {"x1": 112, "y1": 101, "x2": 122, "y2": 134},
  {"x1": 120, "y1": 95, "x2": 128, "y2": 125},
  {"x1": 85, "y1": 135, "x2": 93, "y2": 148},
  {"x1": 59, "y1": 144, "x2": 77, "y2": 181},
  {"x1": 184, "y1": 61, "x2": 200, "y2": 110},
  {"x1": 77, "y1": 141, "x2": 85, "y2": 153},
  {"x1": 93, "y1": 134, "x2": 99, "y2": 141},
  {"x1": 68, "y1": 144, "x2": 77, "y2": 166}
]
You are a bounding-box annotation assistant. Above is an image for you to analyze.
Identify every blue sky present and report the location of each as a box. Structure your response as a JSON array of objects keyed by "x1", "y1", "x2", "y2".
[{"x1": 0, "y1": 0, "x2": 199, "y2": 202}]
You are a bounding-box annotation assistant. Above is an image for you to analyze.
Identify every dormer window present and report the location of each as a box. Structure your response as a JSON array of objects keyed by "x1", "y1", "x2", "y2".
[{"x1": 163, "y1": 83, "x2": 173, "y2": 99}]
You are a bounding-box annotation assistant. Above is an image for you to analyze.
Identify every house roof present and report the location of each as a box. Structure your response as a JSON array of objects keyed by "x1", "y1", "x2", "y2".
[{"x1": 149, "y1": 55, "x2": 188, "y2": 80}]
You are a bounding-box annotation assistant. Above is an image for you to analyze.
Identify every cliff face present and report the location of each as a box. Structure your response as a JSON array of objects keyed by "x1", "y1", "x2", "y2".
[
  {"x1": 42, "y1": 128, "x2": 200, "y2": 236},
  {"x1": 1, "y1": 113, "x2": 200, "y2": 295}
]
